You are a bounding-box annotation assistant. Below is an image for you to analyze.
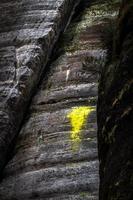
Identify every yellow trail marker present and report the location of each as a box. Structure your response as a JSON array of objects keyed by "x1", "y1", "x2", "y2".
[{"x1": 67, "y1": 106, "x2": 95, "y2": 143}]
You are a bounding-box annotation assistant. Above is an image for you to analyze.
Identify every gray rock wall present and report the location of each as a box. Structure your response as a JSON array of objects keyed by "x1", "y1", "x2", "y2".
[
  {"x1": 0, "y1": 1, "x2": 119, "y2": 199},
  {"x1": 0, "y1": 0, "x2": 80, "y2": 172},
  {"x1": 1, "y1": 0, "x2": 131, "y2": 199}
]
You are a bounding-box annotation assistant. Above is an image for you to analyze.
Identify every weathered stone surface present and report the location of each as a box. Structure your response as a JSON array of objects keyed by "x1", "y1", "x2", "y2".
[
  {"x1": 0, "y1": 0, "x2": 81, "y2": 172},
  {"x1": 98, "y1": 0, "x2": 133, "y2": 199},
  {"x1": 0, "y1": 1, "x2": 118, "y2": 199}
]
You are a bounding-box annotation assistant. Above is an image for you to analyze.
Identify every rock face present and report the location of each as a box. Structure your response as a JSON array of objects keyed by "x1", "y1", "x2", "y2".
[
  {"x1": 0, "y1": 0, "x2": 121, "y2": 199},
  {"x1": 0, "y1": 0, "x2": 115, "y2": 199},
  {"x1": 0, "y1": 0, "x2": 80, "y2": 172},
  {"x1": 1, "y1": 0, "x2": 131, "y2": 199},
  {"x1": 97, "y1": 0, "x2": 133, "y2": 199}
]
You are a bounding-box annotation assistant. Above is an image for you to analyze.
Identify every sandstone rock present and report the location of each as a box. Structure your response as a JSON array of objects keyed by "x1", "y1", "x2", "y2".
[
  {"x1": 0, "y1": 1, "x2": 118, "y2": 199},
  {"x1": 0, "y1": 0, "x2": 80, "y2": 172}
]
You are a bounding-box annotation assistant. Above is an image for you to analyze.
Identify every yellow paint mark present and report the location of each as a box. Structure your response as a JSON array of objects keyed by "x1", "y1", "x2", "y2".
[{"x1": 67, "y1": 106, "x2": 95, "y2": 146}]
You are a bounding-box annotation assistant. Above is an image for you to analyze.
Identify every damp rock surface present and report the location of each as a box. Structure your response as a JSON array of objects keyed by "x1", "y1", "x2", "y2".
[{"x1": 0, "y1": 0, "x2": 80, "y2": 172}]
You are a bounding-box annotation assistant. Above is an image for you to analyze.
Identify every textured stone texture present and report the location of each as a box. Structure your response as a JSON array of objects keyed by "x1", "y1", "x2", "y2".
[
  {"x1": 98, "y1": 0, "x2": 133, "y2": 199},
  {"x1": 0, "y1": 1, "x2": 119, "y2": 199},
  {"x1": 0, "y1": 0, "x2": 80, "y2": 172}
]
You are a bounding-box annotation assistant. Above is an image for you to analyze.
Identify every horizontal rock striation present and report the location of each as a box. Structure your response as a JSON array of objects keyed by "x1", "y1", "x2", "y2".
[
  {"x1": 0, "y1": 0, "x2": 80, "y2": 172},
  {"x1": 0, "y1": 1, "x2": 118, "y2": 199}
]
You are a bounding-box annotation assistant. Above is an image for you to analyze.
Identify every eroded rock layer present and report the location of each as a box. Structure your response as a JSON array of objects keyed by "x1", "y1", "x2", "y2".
[
  {"x1": 0, "y1": 1, "x2": 119, "y2": 199},
  {"x1": 98, "y1": 0, "x2": 133, "y2": 199},
  {"x1": 0, "y1": 0, "x2": 80, "y2": 172}
]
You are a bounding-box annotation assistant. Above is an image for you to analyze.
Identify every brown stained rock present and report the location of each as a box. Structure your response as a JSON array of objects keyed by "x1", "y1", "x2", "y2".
[{"x1": 0, "y1": 0, "x2": 81, "y2": 172}]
